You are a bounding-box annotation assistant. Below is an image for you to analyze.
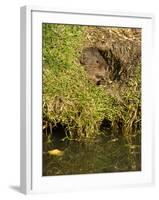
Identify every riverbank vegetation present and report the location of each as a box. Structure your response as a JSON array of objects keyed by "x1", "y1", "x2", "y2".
[
  {"x1": 42, "y1": 24, "x2": 141, "y2": 175},
  {"x1": 42, "y1": 24, "x2": 141, "y2": 141}
]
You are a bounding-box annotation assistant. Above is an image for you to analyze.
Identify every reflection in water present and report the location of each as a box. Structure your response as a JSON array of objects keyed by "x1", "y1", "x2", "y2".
[{"x1": 43, "y1": 132, "x2": 141, "y2": 176}]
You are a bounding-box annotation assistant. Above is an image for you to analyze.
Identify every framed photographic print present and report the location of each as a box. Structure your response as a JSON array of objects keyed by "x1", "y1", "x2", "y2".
[{"x1": 20, "y1": 6, "x2": 154, "y2": 194}]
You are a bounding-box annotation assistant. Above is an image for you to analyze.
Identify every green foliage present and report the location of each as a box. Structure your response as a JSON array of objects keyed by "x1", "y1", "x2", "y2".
[
  {"x1": 42, "y1": 24, "x2": 119, "y2": 139},
  {"x1": 43, "y1": 24, "x2": 84, "y2": 73}
]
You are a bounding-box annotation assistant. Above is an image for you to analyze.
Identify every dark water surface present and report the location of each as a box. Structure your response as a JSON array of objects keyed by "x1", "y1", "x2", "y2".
[{"x1": 43, "y1": 133, "x2": 141, "y2": 176}]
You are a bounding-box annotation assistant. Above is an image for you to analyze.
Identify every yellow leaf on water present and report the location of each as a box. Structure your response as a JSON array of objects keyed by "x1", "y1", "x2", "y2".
[{"x1": 48, "y1": 149, "x2": 64, "y2": 156}]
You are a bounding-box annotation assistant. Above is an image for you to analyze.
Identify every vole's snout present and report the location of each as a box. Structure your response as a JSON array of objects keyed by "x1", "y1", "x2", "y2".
[{"x1": 95, "y1": 75, "x2": 105, "y2": 85}]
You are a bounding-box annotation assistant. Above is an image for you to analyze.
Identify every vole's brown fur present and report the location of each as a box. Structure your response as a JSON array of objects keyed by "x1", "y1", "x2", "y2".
[{"x1": 80, "y1": 47, "x2": 109, "y2": 85}]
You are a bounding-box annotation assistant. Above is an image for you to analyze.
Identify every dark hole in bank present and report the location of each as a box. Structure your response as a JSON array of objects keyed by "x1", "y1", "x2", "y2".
[
  {"x1": 100, "y1": 119, "x2": 112, "y2": 131},
  {"x1": 52, "y1": 123, "x2": 69, "y2": 141}
]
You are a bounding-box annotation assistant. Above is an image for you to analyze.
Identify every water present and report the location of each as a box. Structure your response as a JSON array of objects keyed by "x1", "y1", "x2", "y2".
[{"x1": 42, "y1": 133, "x2": 141, "y2": 176}]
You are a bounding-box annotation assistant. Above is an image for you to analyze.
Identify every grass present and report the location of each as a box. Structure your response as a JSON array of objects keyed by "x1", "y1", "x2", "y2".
[{"x1": 42, "y1": 23, "x2": 141, "y2": 141}]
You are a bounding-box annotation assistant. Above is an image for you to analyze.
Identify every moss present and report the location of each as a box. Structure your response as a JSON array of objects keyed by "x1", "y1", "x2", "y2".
[
  {"x1": 42, "y1": 24, "x2": 141, "y2": 140},
  {"x1": 43, "y1": 24, "x2": 121, "y2": 139}
]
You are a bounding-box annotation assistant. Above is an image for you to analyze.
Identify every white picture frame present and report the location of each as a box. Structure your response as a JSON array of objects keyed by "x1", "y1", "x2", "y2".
[{"x1": 20, "y1": 5, "x2": 154, "y2": 194}]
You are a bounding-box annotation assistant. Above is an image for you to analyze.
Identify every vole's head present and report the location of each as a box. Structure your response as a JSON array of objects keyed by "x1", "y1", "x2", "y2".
[{"x1": 80, "y1": 47, "x2": 107, "y2": 85}]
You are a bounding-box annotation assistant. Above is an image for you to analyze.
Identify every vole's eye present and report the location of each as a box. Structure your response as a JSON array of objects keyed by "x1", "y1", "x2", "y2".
[{"x1": 96, "y1": 60, "x2": 99, "y2": 63}]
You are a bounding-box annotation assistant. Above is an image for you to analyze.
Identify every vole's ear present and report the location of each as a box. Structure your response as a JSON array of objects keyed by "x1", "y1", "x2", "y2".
[
  {"x1": 80, "y1": 52, "x2": 87, "y2": 65},
  {"x1": 79, "y1": 55, "x2": 84, "y2": 64}
]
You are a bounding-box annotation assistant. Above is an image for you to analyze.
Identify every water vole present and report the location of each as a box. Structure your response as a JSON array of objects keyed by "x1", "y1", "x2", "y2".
[{"x1": 80, "y1": 47, "x2": 108, "y2": 85}]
